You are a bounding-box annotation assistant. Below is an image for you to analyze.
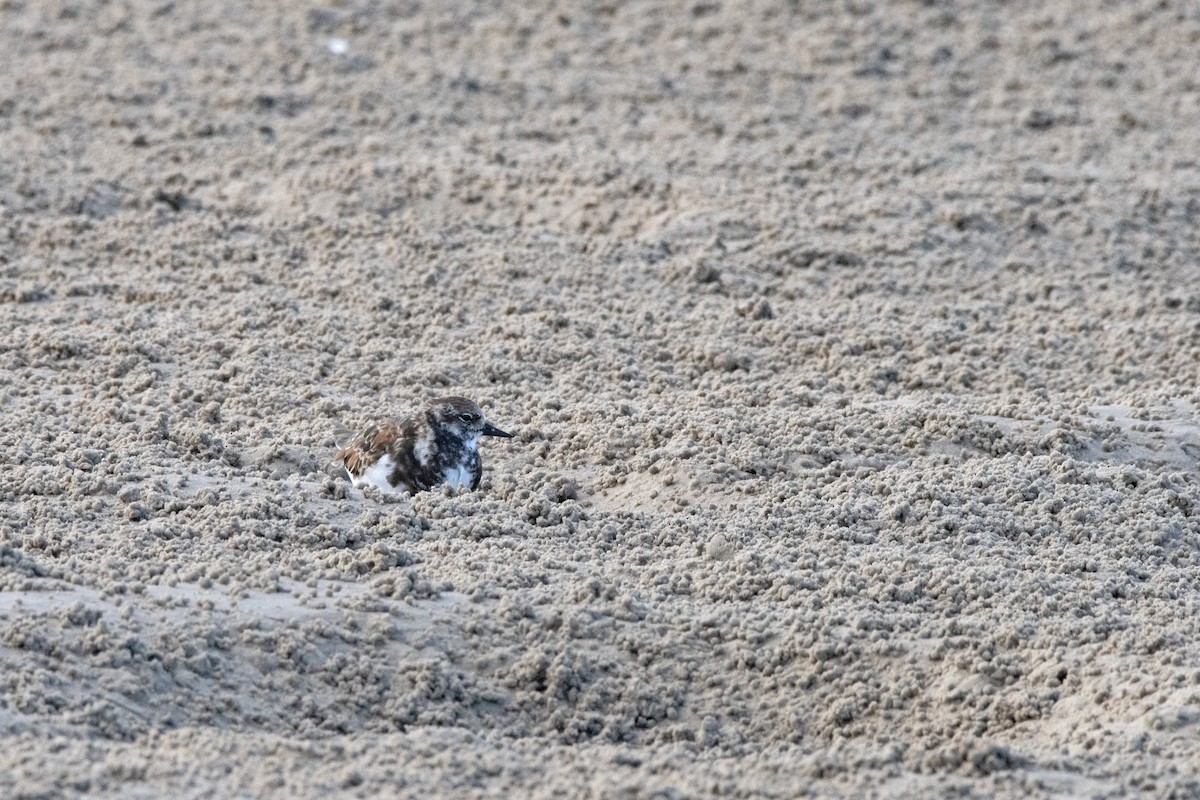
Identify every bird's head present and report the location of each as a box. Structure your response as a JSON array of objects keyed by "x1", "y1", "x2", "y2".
[{"x1": 427, "y1": 397, "x2": 513, "y2": 443}]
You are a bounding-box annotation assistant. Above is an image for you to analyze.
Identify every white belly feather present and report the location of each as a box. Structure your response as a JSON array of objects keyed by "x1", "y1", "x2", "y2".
[
  {"x1": 442, "y1": 463, "x2": 475, "y2": 491},
  {"x1": 353, "y1": 454, "x2": 405, "y2": 494},
  {"x1": 443, "y1": 439, "x2": 479, "y2": 491}
]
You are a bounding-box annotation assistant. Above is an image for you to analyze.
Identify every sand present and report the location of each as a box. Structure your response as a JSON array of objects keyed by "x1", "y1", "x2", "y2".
[{"x1": 2, "y1": 0, "x2": 1200, "y2": 797}]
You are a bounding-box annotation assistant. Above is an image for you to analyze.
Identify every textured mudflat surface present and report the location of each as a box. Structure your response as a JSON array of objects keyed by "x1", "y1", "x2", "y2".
[{"x1": 2, "y1": 1, "x2": 1200, "y2": 797}]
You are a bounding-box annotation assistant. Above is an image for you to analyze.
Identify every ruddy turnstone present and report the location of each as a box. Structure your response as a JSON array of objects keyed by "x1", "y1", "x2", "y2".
[{"x1": 334, "y1": 397, "x2": 513, "y2": 495}]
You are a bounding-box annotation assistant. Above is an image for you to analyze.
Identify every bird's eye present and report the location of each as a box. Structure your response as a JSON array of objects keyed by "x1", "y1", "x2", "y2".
[{"x1": 459, "y1": 413, "x2": 474, "y2": 422}]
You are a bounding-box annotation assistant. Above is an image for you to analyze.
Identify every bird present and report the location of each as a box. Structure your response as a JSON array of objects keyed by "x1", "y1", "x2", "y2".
[{"x1": 333, "y1": 397, "x2": 513, "y2": 495}]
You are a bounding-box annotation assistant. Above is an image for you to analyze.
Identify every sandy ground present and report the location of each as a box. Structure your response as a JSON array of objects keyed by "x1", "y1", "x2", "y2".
[{"x1": 2, "y1": 1, "x2": 1200, "y2": 797}]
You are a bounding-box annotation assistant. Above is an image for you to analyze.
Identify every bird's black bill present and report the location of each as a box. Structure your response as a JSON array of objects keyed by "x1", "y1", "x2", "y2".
[{"x1": 481, "y1": 423, "x2": 513, "y2": 438}]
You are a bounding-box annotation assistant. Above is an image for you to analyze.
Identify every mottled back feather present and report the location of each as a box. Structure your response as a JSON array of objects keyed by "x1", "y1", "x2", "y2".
[{"x1": 335, "y1": 421, "x2": 404, "y2": 479}]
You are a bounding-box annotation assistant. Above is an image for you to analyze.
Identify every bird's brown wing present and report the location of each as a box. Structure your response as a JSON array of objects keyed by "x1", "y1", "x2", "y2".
[{"x1": 334, "y1": 420, "x2": 404, "y2": 478}]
